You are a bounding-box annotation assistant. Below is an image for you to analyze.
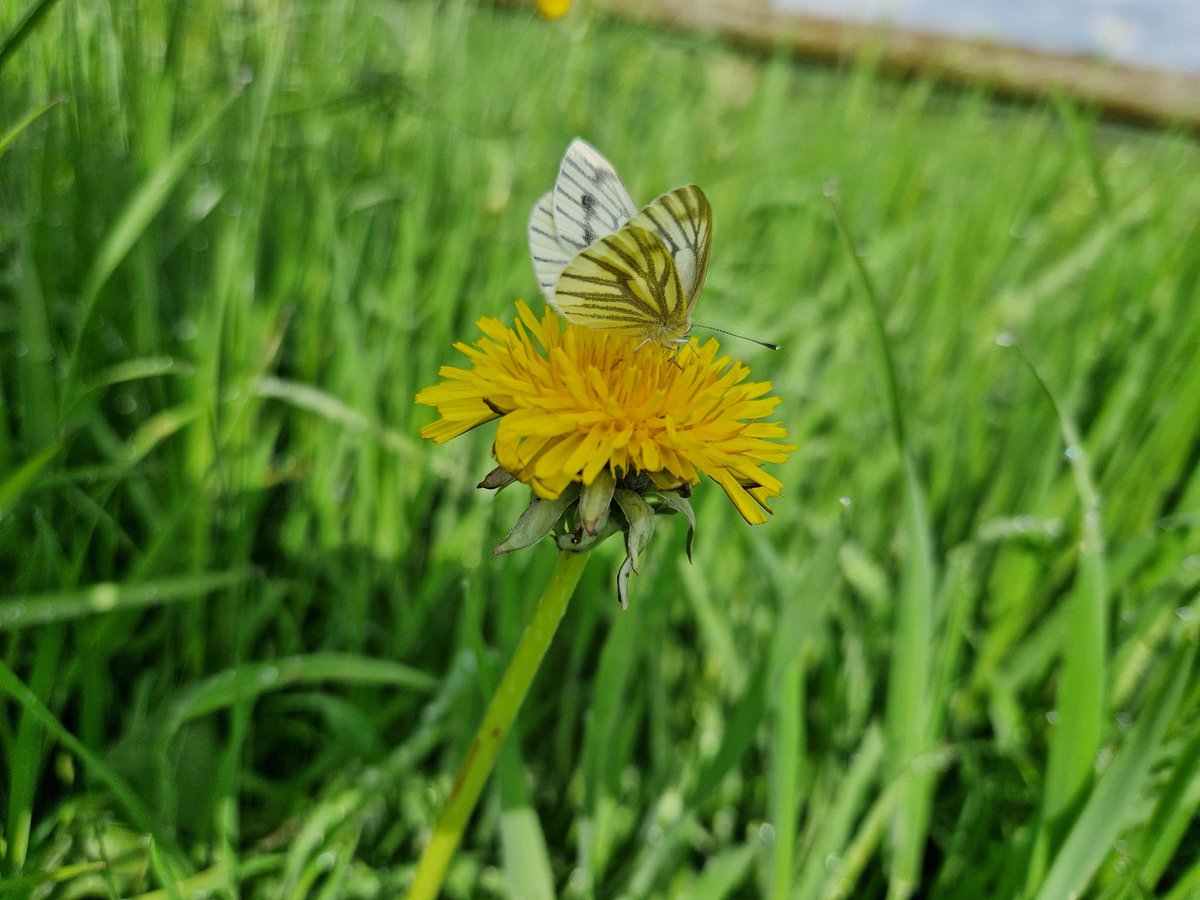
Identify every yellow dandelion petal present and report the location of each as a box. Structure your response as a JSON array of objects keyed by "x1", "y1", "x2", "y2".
[
  {"x1": 638, "y1": 436, "x2": 662, "y2": 473},
  {"x1": 532, "y1": 434, "x2": 584, "y2": 480},
  {"x1": 415, "y1": 303, "x2": 795, "y2": 523}
]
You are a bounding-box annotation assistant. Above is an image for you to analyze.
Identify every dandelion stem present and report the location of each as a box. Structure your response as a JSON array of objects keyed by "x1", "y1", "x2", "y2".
[{"x1": 406, "y1": 550, "x2": 590, "y2": 900}]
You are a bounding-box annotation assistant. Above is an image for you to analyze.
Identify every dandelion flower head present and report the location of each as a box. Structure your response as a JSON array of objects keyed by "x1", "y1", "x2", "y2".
[{"x1": 417, "y1": 301, "x2": 793, "y2": 525}]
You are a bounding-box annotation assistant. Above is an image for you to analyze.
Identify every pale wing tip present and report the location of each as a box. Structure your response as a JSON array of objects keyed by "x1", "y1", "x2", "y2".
[
  {"x1": 565, "y1": 136, "x2": 595, "y2": 157},
  {"x1": 562, "y1": 137, "x2": 619, "y2": 179}
]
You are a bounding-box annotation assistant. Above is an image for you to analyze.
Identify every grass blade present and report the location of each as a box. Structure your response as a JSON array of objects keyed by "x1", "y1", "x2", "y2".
[
  {"x1": 0, "y1": 439, "x2": 60, "y2": 519},
  {"x1": 1034, "y1": 638, "x2": 1195, "y2": 900},
  {"x1": 498, "y1": 740, "x2": 555, "y2": 900},
  {"x1": 0, "y1": 0, "x2": 62, "y2": 72},
  {"x1": 683, "y1": 843, "x2": 758, "y2": 900},
  {"x1": 828, "y1": 190, "x2": 937, "y2": 899},
  {"x1": 1015, "y1": 344, "x2": 1110, "y2": 882},
  {"x1": 0, "y1": 96, "x2": 64, "y2": 159},
  {"x1": 159, "y1": 652, "x2": 437, "y2": 742},
  {"x1": 0, "y1": 660, "x2": 183, "y2": 866},
  {"x1": 66, "y1": 90, "x2": 240, "y2": 382},
  {"x1": 0, "y1": 569, "x2": 255, "y2": 632}
]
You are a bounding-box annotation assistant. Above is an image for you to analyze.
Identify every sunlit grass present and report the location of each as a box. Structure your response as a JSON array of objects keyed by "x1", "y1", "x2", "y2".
[{"x1": 1, "y1": 1, "x2": 1198, "y2": 897}]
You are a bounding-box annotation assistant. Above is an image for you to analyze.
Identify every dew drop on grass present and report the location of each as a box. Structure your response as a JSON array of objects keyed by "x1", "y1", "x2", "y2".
[
  {"x1": 568, "y1": 868, "x2": 589, "y2": 892},
  {"x1": 93, "y1": 584, "x2": 118, "y2": 611},
  {"x1": 114, "y1": 392, "x2": 138, "y2": 415},
  {"x1": 659, "y1": 791, "x2": 682, "y2": 819},
  {"x1": 257, "y1": 666, "x2": 280, "y2": 686},
  {"x1": 995, "y1": 331, "x2": 1017, "y2": 347},
  {"x1": 1175, "y1": 606, "x2": 1196, "y2": 622},
  {"x1": 101, "y1": 326, "x2": 125, "y2": 354},
  {"x1": 1064, "y1": 445, "x2": 1082, "y2": 460},
  {"x1": 712, "y1": 807, "x2": 734, "y2": 842},
  {"x1": 0, "y1": 605, "x2": 26, "y2": 626},
  {"x1": 173, "y1": 318, "x2": 199, "y2": 342}
]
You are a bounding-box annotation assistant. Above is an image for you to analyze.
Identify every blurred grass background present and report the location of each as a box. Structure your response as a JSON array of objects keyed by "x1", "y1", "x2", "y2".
[{"x1": 2, "y1": 0, "x2": 1199, "y2": 897}]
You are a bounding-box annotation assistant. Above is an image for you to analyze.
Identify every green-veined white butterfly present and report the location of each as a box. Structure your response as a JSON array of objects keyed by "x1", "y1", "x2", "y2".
[{"x1": 528, "y1": 139, "x2": 712, "y2": 350}]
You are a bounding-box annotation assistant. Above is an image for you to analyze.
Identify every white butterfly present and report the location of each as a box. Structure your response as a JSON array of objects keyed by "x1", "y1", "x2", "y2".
[{"x1": 527, "y1": 139, "x2": 711, "y2": 349}]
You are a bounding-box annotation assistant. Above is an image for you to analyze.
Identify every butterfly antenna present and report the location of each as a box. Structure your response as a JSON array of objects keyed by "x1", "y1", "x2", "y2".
[{"x1": 691, "y1": 323, "x2": 780, "y2": 351}]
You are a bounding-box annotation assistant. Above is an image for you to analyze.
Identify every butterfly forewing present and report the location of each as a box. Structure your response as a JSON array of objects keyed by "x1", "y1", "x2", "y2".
[
  {"x1": 554, "y1": 223, "x2": 690, "y2": 342},
  {"x1": 528, "y1": 191, "x2": 572, "y2": 306},
  {"x1": 628, "y1": 184, "x2": 712, "y2": 309},
  {"x1": 552, "y1": 139, "x2": 640, "y2": 254}
]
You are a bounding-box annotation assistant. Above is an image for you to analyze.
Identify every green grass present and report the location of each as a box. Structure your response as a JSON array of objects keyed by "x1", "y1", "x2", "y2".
[{"x1": 2, "y1": 0, "x2": 1199, "y2": 897}]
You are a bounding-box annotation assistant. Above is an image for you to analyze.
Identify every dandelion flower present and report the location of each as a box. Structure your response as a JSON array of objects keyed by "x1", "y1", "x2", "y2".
[
  {"x1": 419, "y1": 298, "x2": 791, "y2": 514},
  {"x1": 536, "y1": 0, "x2": 571, "y2": 20}
]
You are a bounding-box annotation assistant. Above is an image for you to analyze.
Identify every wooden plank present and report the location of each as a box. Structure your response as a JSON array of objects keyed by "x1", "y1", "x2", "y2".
[{"x1": 510, "y1": 0, "x2": 1200, "y2": 130}]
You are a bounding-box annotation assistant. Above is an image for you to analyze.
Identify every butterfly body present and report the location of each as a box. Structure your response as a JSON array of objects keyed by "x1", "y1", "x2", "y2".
[{"x1": 528, "y1": 139, "x2": 711, "y2": 350}]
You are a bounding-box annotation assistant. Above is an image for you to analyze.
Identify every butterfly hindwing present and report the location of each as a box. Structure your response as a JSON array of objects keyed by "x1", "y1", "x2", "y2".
[
  {"x1": 554, "y1": 222, "x2": 689, "y2": 343},
  {"x1": 552, "y1": 139, "x2": 639, "y2": 254},
  {"x1": 527, "y1": 191, "x2": 572, "y2": 306},
  {"x1": 627, "y1": 184, "x2": 711, "y2": 309}
]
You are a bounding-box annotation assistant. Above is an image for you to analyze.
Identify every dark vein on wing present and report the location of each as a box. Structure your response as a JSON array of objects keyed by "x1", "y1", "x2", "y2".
[
  {"x1": 561, "y1": 158, "x2": 633, "y2": 233},
  {"x1": 558, "y1": 230, "x2": 684, "y2": 327}
]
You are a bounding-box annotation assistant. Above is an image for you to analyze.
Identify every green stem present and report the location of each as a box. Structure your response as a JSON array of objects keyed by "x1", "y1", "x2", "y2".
[{"x1": 407, "y1": 550, "x2": 590, "y2": 899}]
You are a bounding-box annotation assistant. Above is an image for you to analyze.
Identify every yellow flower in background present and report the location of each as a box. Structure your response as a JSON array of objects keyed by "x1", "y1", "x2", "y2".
[
  {"x1": 536, "y1": 0, "x2": 571, "y2": 20},
  {"x1": 417, "y1": 301, "x2": 792, "y2": 525}
]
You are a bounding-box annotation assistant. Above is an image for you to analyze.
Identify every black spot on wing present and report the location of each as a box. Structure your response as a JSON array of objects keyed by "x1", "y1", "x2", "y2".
[{"x1": 561, "y1": 159, "x2": 632, "y2": 236}]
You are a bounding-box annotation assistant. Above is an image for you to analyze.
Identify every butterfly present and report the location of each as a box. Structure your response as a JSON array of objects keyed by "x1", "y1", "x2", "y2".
[{"x1": 527, "y1": 138, "x2": 712, "y2": 350}]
